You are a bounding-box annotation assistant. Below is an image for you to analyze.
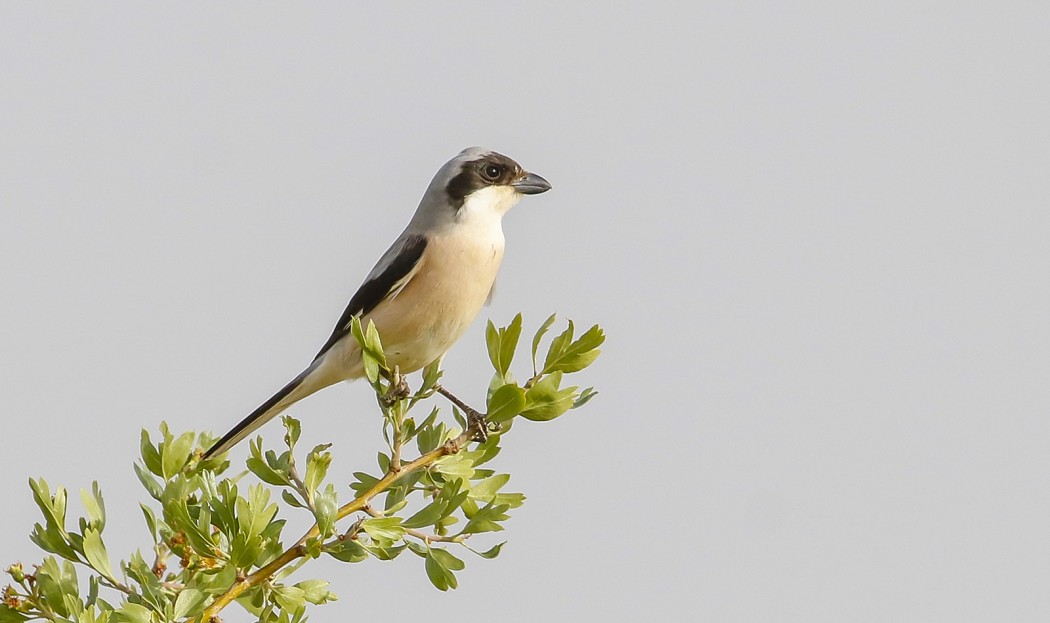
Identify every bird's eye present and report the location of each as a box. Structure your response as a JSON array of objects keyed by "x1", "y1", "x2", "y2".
[{"x1": 483, "y1": 164, "x2": 502, "y2": 180}]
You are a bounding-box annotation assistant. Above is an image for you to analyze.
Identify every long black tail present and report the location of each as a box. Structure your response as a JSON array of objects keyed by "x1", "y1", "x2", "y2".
[{"x1": 203, "y1": 365, "x2": 320, "y2": 459}]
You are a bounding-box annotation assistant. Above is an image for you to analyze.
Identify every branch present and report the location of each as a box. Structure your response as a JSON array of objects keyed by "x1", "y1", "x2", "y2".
[
  {"x1": 198, "y1": 417, "x2": 481, "y2": 621},
  {"x1": 286, "y1": 457, "x2": 315, "y2": 512},
  {"x1": 433, "y1": 385, "x2": 479, "y2": 417}
]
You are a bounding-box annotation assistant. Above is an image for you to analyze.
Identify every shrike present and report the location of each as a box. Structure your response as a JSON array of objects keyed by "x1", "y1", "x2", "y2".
[{"x1": 203, "y1": 147, "x2": 551, "y2": 459}]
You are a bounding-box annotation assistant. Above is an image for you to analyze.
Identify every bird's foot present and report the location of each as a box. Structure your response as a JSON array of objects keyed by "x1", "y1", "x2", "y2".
[
  {"x1": 433, "y1": 384, "x2": 499, "y2": 442},
  {"x1": 465, "y1": 409, "x2": 504, "y2": 442},
  {"x1": 381, "y1": 370, "x2": 411, "y2": 406},
  {"x1": 465, "y1": 408, "x2": 490, "y2": 443}
]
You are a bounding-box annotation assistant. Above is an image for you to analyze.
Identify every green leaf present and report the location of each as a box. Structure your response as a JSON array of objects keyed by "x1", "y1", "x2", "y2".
[
  {"x1": 0, "y1": 606, "x2": 29, "y2": 623},
  {"x1": 281, "y1": 490, "x2": 306, "y2": 509},
  {"x1": 324, "y1": 539, "x2": 368, "y2": 563},
  {"x1": 468, "y1": 541, "x2": 506, "y2": 559},
  {"x1": 364, "y1": 320, "x2": 387, "y2": 366},
  {"x1": 432, "y1": 454, "x2": 474, "y2": 479},
  {"x1": 431, "y1": 478, "x2": 468, "y2": 522},
  {"x1": 313, "y1": 485, "x2": 338, "y2": 539},
  {"x1": 451, "y1": 406, "x2": 467, "y2": 431},
  {"x1": 112, "y1": 602, "x2": 153, "y2": 623},
  {"x1": 401, "y1": 499, "x2": 448, "y2": 529},
  {"x1": 493, "y1": 491, "x2": 526, "y2": 509},
  {"x1": 244, "y1": 485, "x2": 278, "y2": 539},
  {"x1": 573, "y1": 323, "x2": 605, "y2": 350},
  {"x1": 485, "y1": 314, "x2": 523, "y2": 378},
  {"x1": 543, "y1": 323, "x2": 605, "y2": 374},
  {"x1": 294, "y1": 579, "x2": 336, "y2": 605},
  {"x1": 36, "y1": 557, "x2": 78, "y2": 617},
  {"x1": 161, "y1": 431, "x2": 196, "y2": 479},
  {"x1": 486, "y1": 383, "x2": 526, "y2": 424},
  {"x1": 404, "y1": 540, "x2": 428, "y2": 557},
  {"x1": 469, "y1": 474, "x2": 510, "y2": 503},
  {"x1": 383, "y1": 482, "x2": 409, "y2": 513},
  {"x1": 165, "y1": 493, "x2": 217, "y2": 558},
  {"x1": 82, "y1": 528, "x2": 113, "y2": 580},
  {"x1": 304, "y1": 445, "x2": 333, "y2": 501},
  {"x1": 80, "y1": 482, "x2": 106, "y2": 531},
  {"x1": 209, "y1": 480, "x2": 239, "y2": 538},
  {"x1": 29, "y1": 478, "x2": 66, "y2": 534},
  {"x1": 351, "y1": 317, "x2": 380, "y2": 384},
  {"x1": 361, "y1": 517, "x2": 405, "y2": 545},
  {"x1": 29, "y1": 524, "x2": 78, "y2": 562},
  {"x1": 419, "y1": 359, "x2": 443, "y2": 395},
  {"x1": 246, "y1": 439, "x2": 292, "y2": 487},
  {"x1": 271, "y1": 585, "x2": 305, "y2": 613},
  {"x1": 231, "y1": 484, "x2": 279, "y2": 568},
  {"x1": 470, "y1": 436, "x2": 502, "y2": 467},
  {"x1": 460, "y1": 500, "x2": 510, "y2": 535},
  {"x1": 416, "y1": 421, "x2": 448, "y2": 455},
  {"x1": 424, "y1": 550, "x2": 458, "y2": 591},
  {"x1": 282, "y1": 416, "x2": 302, "y2": 451},
  {"x1": 133, "y1": 463, "x2": 164, "y2": 501},
  {"x1": 359, "y1": 542, "x2": 405, "y2": 561},
  {"x1": 429, "y1": 547, "x2": 465, "y2": 571},
  {"x1": 172, "y1": 588, "x2": 206, "y2": 620},
  {"x1": 485, "y1": 320, "x2": 500, "y2": 373},
  {"x1": 499, "y1": 314, "x2": 523, "y2": 377},
  {"x1": 193, "y1": 563, "x2": 238, "y2": 595},
  {"x1": 520, "y1": 372, "x2": 577, "y2": 421},
  {"x1": 85, "y1": 575, "x2": 100, "y2": 608},
  {"x1": 551, "y1": 348, "x2": 601, "y2": 374},
  {"x1": 139, "y1": 503, "x2": 159, "y2": 542},
  {"x1": 573, "y1": 387, "x2": 599, "y2": 409},
  {"x1": 351, "y1": 318, "x2": 388, "y2": 385},
  {"x1": 350, "y1": 471, "x2": 381, "y2": 498},
  {"x1": 542, "y1": 321, "x2": 574, "y2": 372},
  {"x1": 28, "y1": 479, "x2": 79, "y2": 561},
  {"x1": 139, "y1": 430, "x2": 163, "y2": 477},
  {"x1": 531, "y1": 313, "x2": 557, "y2": 373},
  {"x1": 125, "y1": 551, "x2": 165, "y2": 612}
]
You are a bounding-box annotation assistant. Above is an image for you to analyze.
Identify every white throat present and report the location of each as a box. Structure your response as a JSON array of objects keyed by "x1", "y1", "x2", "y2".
[
  {"x1": 461, "y1": 186, "x2": 521, "y2": 221},
  {"x1": 445, "y1": 185, "x2": 516, "y2": 256}
]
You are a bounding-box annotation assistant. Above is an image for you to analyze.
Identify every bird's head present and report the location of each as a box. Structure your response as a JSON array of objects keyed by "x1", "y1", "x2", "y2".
[
  {"x1": 410, "y1": 147, "x2": 551, "y2": 231},
  {"x1": 443, "y1": 147, "x2": 551, "y2": 215}
]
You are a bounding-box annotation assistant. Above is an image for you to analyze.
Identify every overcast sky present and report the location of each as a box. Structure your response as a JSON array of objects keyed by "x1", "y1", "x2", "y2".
[{"x1": 2, "y1": 3, "x2": 1049, "y2": 622}]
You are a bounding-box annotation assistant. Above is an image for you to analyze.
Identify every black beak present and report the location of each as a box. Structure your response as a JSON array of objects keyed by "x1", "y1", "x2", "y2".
[{"x1": 511, "y1": 171, "x2": 552, "y2": 195}]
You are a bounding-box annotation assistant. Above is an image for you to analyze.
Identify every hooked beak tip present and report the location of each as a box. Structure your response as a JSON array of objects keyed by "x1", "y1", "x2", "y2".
[{"x1": 512, "y1": 172, "x2": 552, "y2": 195}]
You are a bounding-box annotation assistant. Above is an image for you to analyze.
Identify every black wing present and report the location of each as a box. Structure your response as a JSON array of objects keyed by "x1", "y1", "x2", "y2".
[{"x1": 313, "y1": 234, "x2": 428, "y2": 359}]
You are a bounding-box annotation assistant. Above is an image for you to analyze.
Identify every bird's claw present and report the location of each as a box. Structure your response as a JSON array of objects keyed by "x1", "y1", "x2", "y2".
[
  {"x1": 467, "y1": 409, "x2": 489, "y2": 442},
  {"x1": 381, "y1": 372, "x2": 411, "y2": 406},
  {"x1": 465, "y1": 410, "x2": 501, "y2": 443}
]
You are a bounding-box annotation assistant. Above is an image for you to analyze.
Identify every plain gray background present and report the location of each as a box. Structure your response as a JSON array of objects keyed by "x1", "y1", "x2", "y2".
[{"x1": 2, "y1": 3, "x2": 1048, "y2": 621}]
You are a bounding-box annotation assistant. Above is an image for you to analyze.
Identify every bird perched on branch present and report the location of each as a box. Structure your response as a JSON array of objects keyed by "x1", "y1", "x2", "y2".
[{"x1": 204, "y1": 147, "x2": 551, "y2": 459}]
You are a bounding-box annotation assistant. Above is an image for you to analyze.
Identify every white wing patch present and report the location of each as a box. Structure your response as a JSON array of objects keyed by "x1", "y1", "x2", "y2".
[{"x1": 388, "y1": 256, "x2": 424, "y2": 302}]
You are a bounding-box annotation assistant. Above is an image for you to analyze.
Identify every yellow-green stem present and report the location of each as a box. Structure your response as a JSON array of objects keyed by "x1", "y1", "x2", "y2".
[{"x1": 197, "y1": 426, "x2": 474, "y2": 622}]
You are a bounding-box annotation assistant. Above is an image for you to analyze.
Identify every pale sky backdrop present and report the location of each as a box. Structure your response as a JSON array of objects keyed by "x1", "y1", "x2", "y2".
[{"x1": 2, "y1": 3, "x2": 1049, "y2": 622}]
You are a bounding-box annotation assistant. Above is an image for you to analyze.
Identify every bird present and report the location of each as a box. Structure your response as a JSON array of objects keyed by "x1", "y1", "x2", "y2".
[{"x1": 203, "y1": 147, "x2": 551, "y2": 459}]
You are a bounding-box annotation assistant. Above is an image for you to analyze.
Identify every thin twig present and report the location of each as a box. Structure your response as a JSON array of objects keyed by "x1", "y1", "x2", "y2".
[
  {"x1": 390, "y1": 371, "x2": 405, "y2": 472},
  {"x1": 433, "y1": 385, "x2": 479, "y2": 417},
  {"x1": 434, "y1": 385, "x2": 492, "y2": 442},
  {"x1": 286, "y1": 460, "x2": 315, "y2": 512},
  {"x1": 98, "y1": 577, "x2": 135, "y2": 596}
]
